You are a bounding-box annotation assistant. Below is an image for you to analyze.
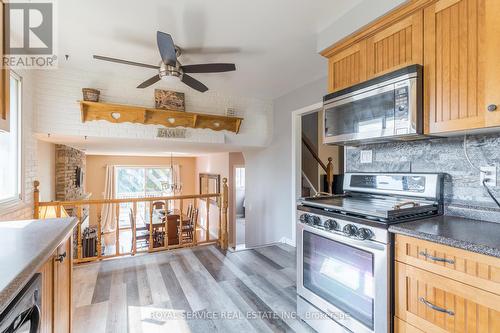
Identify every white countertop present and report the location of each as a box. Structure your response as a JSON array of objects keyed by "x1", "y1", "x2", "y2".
[{"x1": 0, "y1": 217, "x2": 78, "y2": 313}]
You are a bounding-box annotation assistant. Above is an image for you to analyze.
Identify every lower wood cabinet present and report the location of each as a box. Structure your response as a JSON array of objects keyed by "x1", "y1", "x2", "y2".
[
  {"x1": 37, "y1": 235, "x2": 72, "y2": 333},
  {"x1": 394, "y1": 235, "x2": 500, "y2": 333}
]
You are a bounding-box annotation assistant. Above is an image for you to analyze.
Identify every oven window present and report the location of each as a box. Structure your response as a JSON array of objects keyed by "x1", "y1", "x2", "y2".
[
  {"x1": 325, "y1": 89, "x2": 395, "y2": 138},
  {"x1": 303, "y1": 231, "x2": 374, "y2": 329}
]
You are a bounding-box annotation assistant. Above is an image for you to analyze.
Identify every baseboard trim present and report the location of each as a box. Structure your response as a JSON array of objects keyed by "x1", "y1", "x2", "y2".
[{"x1": 279, "y1": 237, "x2": 296, "y2": 247}]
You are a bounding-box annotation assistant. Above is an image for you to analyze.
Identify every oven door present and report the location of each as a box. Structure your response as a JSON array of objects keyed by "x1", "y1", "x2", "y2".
[
  {"x1": 0, "y1": 274, "x2": 41, "y2": 333},
  {"x1": 297, "y1": 223, "x2": 389, "y2": 333}
]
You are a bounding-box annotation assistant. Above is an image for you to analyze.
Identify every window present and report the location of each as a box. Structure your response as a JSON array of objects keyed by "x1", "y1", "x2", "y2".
[
  {"x1": 0, "y1": 72, "x2": 21, "y2": 203},
  {"x1": 115, "y1": 167, "x2": 173, "y2": 225},
  {"x1": 235, "y1": 167, "x2": 245, "y2": 189},
  {"x1": 116, "y1": 167, "x2": 173, "y2": 198}
]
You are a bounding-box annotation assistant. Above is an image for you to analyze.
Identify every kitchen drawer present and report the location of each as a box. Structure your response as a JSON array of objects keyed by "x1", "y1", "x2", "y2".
[
  {"x1": 394, "y1": 317, "x2": 424, "y2": 333},
  {"x1": 395, "y1": 262, "x2": 500, "y2": 333},
  {"x1": 395, "y1": 234, "x2": 500, "y2": 295}
]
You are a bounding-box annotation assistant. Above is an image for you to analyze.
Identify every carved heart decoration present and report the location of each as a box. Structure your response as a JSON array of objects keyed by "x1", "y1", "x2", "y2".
[{"x1": 111, "y1": 112, "x2": 121, "y2": 120}]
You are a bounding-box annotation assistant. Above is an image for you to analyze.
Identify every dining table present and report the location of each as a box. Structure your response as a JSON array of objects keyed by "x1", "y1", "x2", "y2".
[{"x1": 147, "y1": 209, "x2": 191, "y2": 246}]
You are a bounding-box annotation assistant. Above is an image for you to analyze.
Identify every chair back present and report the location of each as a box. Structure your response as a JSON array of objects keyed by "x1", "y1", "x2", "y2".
[
  {"x1": 186, "y1": 203, "x2": 193, "y2": 220},
  {"x1": 190, "y1": 208, "x2": 199, "y2": 227},
  {"x1": 129, "y1": 208, "x2": 135, "y2": 225},
  {"x1": 153, "y1": 201, "x2": 165, "y2": 210}
]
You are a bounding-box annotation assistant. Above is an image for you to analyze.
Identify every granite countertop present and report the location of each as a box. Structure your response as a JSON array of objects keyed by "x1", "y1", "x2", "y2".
[
  {"x1": 389, "y1": 215, "x2": 500, "y2": 258},
  {"x1": 0, "y1": 217, "x2": 78, "y2": 313}
]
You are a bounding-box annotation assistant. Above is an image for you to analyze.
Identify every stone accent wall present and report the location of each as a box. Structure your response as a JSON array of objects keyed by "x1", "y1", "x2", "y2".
[
  {"x1": 56, "y1": 144, "x2": 86, "y2": 201},
  {"x1": 345, "y1": 133, "x2": 500, "y2": 223}
]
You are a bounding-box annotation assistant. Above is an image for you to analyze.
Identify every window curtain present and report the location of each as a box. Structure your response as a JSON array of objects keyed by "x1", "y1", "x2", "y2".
[{"x1": 101, "y1": 165, "x2": 116, "y2": 233}]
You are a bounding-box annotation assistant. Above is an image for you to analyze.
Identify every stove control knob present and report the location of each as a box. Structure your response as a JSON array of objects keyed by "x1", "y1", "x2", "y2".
[
  {"x1": 343, "y1": 224, "x2": 358, "y2": 236},
  {"x1": 299, "y1": 214, "x2": 309, "y2": 223},
  {"x1": 311, "y1": 216, "x2": 321, "y2": 226},
  {"x1": 357, "y1": 228, "x2": 374, "y2": 240},
  {"x1": 323, "y1": 219, "x2": 338, "y2": 231}
]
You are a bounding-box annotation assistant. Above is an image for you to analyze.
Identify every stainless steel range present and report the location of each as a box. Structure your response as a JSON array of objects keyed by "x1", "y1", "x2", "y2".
[{"x1": 296, "y1": 173, "x2": 443, "y2": 333}]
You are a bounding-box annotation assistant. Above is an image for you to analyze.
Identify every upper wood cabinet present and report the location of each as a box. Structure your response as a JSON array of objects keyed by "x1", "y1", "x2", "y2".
[
  {"x1": 323, "y1": 0, "x2": 500, "y2": 134},
  {"x1": 424, "y1": 0, "x2": 500, "y2": 134},
  {"x1": 0, "y1": 0, "x2": 9, "y2": 132},
  {"x1": 327, "y1": 40, "x2": 367, "y2": 93},
  {"x1": 366, "y1": 11, "x2": 423, "y2": 79}
]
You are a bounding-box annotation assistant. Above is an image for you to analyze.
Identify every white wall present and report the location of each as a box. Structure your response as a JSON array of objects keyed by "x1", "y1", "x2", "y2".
[
  {"x1": 244, "y1": 76, "x2": 328, "y2": 247},
  {"x1": 37, "y1": 141, "x2": 56, "y2": 202},
  {"x1": 34, "y1": 67, "x2": 272, "y2": 149},
  {"x1": 0, "y1": 70, "x2": 38, "y2": 221}
]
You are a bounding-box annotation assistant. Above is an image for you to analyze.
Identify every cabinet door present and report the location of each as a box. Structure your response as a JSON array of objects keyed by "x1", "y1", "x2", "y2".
[
  {"x1": 366, "y1": 10, "x2": 423, "y2": 78},
  {"x1": 0, "y1": 0, "x2": 9, "y2": 132},
  {"x1": 424, "y1": 0, "x2": 491, "y2": 133},
  {"x1": 37, "y1": 257, "x2": 54, "y2": 333},
  {"x1": 54, "y1": 237, "x2": 72, "y2": 333},
  {"x1": 327, "y1": 40, "x2": 367, "y2": 93},
  {"x1": 395, "y1": 262, "x2": 500, "y2": 333}
]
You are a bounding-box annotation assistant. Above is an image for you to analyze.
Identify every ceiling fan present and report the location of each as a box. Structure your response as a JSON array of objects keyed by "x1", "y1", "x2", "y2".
[{"x1": 93, "y1": 31, "x2": 236, "y2": 92}]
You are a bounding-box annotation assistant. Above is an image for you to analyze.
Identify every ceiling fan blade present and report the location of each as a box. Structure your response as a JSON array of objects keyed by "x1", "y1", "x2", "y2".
[
  {"x1": 181, "y1": 74, "x2": 208, "y2": 92},
  {"x1": 93, "y1": 55, "x2": 159, "y2": 69},
  {"x1": 157, "y1": 31, "x2": 177, "y2": 66},
  {"x1": 137, "y1": 75, "x2": 161, "y2": 88},
  {"x1": 181, "y1": 63, "x2": 236, "y2": 73},
  {"x1": 182, "y1": 47, "x2": 241, "y2": 54}
]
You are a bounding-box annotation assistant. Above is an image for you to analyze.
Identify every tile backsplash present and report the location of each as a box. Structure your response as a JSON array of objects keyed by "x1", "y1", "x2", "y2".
[{"x1": 346, "y1": 133, "x2": 500, "y2": 223}]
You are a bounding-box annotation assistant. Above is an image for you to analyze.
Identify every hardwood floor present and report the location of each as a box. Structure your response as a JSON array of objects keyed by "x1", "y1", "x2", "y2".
[{"x1": 73, "y1": 244, "x2": 314, "y2": 333}]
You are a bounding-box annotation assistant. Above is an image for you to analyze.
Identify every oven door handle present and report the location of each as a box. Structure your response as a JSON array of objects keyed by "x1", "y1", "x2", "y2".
[
  {"x1": 3, "y1": 304, "x2": 40, "y2": 333},
  {"x1": 299, "y1": 223, "x2": 387, "y2": 252},
  {"x1": 30, "y1": 305, "x2": 40, "y2": 333}
]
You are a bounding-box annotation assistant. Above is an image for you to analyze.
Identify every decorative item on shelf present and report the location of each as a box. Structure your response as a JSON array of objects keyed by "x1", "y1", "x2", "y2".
[
  {"x1": 226, "y1": 107, "x2": 237, "y2": 117},
  {"x1": 161, "y1": 153, "x2": 183, "y2": 194},
  {"x1": 82, "y1": 88, "x2": 100, "y2": 102},
  {"x1": 155, "y1": 89, "x2": 185, "y2": 111},
  {"x1": 39, "y1": 205, "x2": 70, "y2": 219},
  {"x1": 157, "y1": 128, "x2": 187, "y2": 139}
]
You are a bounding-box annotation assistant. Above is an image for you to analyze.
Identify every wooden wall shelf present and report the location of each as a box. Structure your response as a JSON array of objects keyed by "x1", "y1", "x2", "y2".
[{"x1": 79, "y1": 101, "x2": 243, "y2": 134}]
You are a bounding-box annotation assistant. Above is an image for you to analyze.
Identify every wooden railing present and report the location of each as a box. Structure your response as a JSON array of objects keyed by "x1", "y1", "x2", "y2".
[
  {"x1": 301, "y1": 132, "x2": 335, "y2": 194},
  {"x1": 33, "y1": 178, "x2": 229, "y2": 264}
]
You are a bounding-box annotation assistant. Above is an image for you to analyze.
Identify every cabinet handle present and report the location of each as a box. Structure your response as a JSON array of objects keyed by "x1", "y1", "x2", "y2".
[
  {"x1": 55, "y1": 251, "x2": 67, "y2": 263},
  {"x1": 419, "y1": 251, "x2": 455, "y2": 264},
  {"x1": 488, "y1": 104, "x2": 498, "y2": 112},
  {"x1": 419, "y1": 297, "x2": 455, "y2": 316}
]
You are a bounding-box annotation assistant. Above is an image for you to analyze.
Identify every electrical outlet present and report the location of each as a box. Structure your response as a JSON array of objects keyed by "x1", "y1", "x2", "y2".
[
  {"x1": 480, "y1": 166, "x2": 497, "y2": 186},
  {"x1": 360, "y1": 150, "x2": 373, "y2": 164}
]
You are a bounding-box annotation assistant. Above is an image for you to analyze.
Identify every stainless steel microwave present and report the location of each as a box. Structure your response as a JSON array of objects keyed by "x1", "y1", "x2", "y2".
[{"x1": 323, "y1": 65, "x2": 424, "y2": 146}]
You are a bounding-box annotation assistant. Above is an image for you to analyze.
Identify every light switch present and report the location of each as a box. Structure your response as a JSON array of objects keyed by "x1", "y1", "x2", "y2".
[{"x1": 360, "y1": 150, "x2": 373, "y2": 164}]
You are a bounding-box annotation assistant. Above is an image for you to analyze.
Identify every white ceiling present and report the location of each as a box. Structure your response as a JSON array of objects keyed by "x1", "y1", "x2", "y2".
[{"x1": 58, "y1": 0, "x2": 362, "y2": 100}]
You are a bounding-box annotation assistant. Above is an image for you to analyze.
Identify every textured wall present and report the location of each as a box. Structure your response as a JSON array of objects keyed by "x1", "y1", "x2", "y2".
[
  {"x1": 346, "y1": 133, "x2": 500, "y2": 223},
  {"x1": 0, "y1": 70, "x2": 37, "y2": 222},
  {"x1": 33, "y1": 68, "x2": 273, "y2": 149},
  {"x1": 55, "y1": 144, "x2": 86, "y2": 201}
]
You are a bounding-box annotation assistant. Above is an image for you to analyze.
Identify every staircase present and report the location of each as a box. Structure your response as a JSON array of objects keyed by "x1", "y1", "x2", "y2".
[{"x1": 301, "y1": 132, "x2": 335, "y2": 196}]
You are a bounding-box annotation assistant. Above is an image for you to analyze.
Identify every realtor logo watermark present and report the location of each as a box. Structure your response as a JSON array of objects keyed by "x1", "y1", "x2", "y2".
[{"x1": 3, "y1": 0, "x2": 57, "y2": 69}]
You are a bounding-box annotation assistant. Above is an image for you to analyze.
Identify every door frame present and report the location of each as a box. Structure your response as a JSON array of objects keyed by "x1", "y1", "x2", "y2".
[
  {"x1": 232, "y1": 164, "x2": 245, "y2": 249},
  {"x1": 290, "y1": 101, "x2": 323, "y2": 245}
]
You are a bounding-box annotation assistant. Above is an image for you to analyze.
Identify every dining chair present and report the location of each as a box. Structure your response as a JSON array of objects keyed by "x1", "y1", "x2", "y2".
[{"x1": 180, "y1": 208, "x2": 198, "y2": 244}]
